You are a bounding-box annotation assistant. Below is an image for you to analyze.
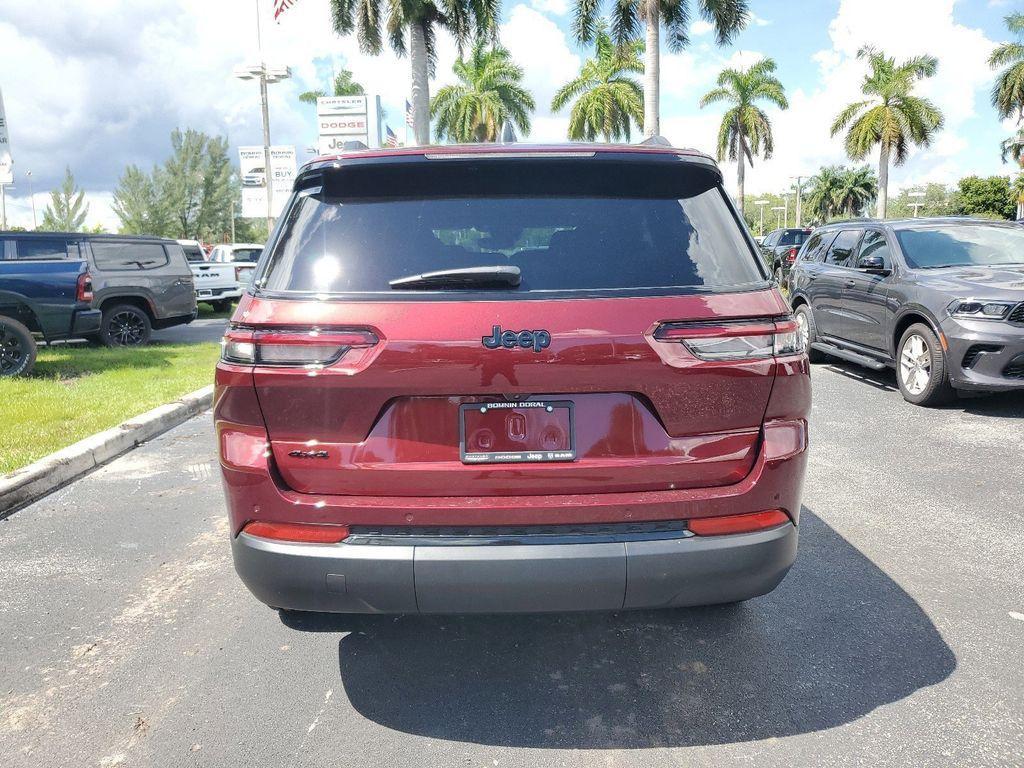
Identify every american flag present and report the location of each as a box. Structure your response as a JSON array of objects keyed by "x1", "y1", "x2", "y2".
[
  {"x1": 274, "y1": 0, "x2": 299, "y2": 20},
  {"x1": 405, "y1": 100, "x2": 415, "y2": 128},
  {"x1": 385, "y1": 126, "x2": 399, "y2": 147}
]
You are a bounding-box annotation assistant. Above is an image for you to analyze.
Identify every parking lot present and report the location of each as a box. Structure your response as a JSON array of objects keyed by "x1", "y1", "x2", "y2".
[{"x1": 1, "y1": 361, "x2": 1022, "y2": 767}]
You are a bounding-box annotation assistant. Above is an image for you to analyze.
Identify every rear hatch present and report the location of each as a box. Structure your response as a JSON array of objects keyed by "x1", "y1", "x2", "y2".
[{"x1": 238, "y1": 150, "x2": 789, "y2": 498}]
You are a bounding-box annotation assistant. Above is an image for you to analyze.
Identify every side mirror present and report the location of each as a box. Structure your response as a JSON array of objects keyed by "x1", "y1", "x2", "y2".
[{"x1": 857, "y1": 254, "x2": 890, "y2": 275}]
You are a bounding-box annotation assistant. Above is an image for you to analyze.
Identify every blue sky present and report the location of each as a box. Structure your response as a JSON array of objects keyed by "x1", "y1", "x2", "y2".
[{"x1": 0, "y1": 0, "x2": 1020, "y2": 229}]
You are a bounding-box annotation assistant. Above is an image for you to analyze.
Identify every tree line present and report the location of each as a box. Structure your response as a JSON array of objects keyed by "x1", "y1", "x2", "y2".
[{"x1": 328, "y1": 2, "x2": 1024, "y2": 219}]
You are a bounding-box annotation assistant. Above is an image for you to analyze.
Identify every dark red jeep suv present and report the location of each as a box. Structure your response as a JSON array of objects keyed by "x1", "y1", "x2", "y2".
[{"x1": 215, "y1": 142, "x2": 810, "y2": 614}]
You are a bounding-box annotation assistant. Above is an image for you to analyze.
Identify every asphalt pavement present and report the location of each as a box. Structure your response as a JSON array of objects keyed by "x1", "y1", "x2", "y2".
[
  {"x1": 1, "y1": 361, "x2": 1022, "y2": 767},
  {"x1": 151, "y1": 317, "x2": 229, "y2": 345}
]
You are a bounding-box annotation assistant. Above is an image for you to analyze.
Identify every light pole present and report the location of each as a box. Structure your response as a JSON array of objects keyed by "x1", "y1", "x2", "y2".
[
  {"x1": 790, "y1": 175, "x2": 807, "y2": 227},
  {"x1": 26, "y1": 170, "x2": 36, "y2": 229},
  {"x1": 233, "y1": 0, "x2": 290, "y2": 236},
  {"x1": 907, "y1": 189, "x2": 926, "y2": 217},
  {"x1": 755, "y1": 199, "x2": 770, "y2": 235},
  {"x1": 772, "y1": 205, "x2": 786, "y2": 229}
]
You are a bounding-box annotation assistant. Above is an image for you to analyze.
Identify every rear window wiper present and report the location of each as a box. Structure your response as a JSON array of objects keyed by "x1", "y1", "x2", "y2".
[{"x1": 389, "y1": 265, "x2": 521, "y2": 290}]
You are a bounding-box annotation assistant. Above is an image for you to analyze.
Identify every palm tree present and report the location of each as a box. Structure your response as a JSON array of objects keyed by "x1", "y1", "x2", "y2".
[
  {"x1": 806, "y1": 165, "x2": 844, "y2": 222},
  {"x1": 990, "y1": 13, "x2": 1024, "y2": 124},
  {"x1": 552, "y1": 21, "x2": 642, "y2": 142},
  {"x1": 299, "y1": 69, "x2": 365, "y2": 105},
  {"x1": 831, "y1": 46, "x2": 943, "y2": 219},
  {"x1": 431, "y1": 42, "x2": 534, "y2": 143},
  {"x1": 329, "y1": 0, "x2": 499, "y2": 145},
  {"x1": 573, "y1": 0, "x2": 748, "y2": 138},
  {"x1": 834, "y1": 166, "x2": 878, "y2": 217},
  {"x1": 699, "y1": 58, "x2": 788, "y2": 209}
]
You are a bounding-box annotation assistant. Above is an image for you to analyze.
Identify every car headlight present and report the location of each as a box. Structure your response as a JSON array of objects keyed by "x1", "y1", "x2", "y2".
[{"x1": 948, "y1": 299, "x2": 1016, "y2": 320}]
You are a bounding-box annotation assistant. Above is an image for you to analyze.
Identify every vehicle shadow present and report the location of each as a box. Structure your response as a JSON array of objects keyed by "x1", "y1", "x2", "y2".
[
  {"x1": 820, "y1": 359, "x2": 1024, "y2": 417},
  {"x1": 281, "y1": 509, "x2": 956, "y2": 748}
]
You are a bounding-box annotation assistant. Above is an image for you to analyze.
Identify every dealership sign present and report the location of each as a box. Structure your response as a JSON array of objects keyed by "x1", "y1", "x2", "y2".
[
  {"x1": 316, "y1": 95, "x2": 382, "y2": 154},
  {"x1": 0, "y1": 87, "x2": 12, "y2": 185},
  {"x1": 238, "y1": 145, "x2": 296, "y2": 219}
]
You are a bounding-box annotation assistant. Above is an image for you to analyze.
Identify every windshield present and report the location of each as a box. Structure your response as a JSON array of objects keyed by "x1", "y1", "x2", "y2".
[
  {"x1": 231, "y1": 248, "x2": 262, "y2": 262},
  {"x1": 895, "y1": 224, "x2": 1024, "y2": 269},
  {"x1": 259, "y1": 182, "x2": 762, "y2": 296},
  {"x1": 779, "y1": 230, "x2": 809, "y2": 246}
]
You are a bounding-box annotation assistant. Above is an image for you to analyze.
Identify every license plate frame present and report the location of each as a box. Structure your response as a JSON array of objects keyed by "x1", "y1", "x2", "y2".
[
  {"x1": 460, "y1": 400, "x2": 576, "y2": 464},
  {"x1": 196, "y1": 289, "x2": 213, "y2": 298}
]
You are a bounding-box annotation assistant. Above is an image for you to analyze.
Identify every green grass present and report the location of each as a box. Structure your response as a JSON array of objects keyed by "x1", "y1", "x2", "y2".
[{"x1": 0, "y1": 342, "x2": 220, "y2": 475}]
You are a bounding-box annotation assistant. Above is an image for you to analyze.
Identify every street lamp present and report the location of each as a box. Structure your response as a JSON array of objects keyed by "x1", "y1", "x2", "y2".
[
  {"x1": 26, "y1": 170, "x2": 36, "y2": 229},
  {"x1": 790, "y1": 175, "x2": 808, "y2": 227},
  {"x1": 754, "y1": 199, "x2": 770, "y2": 235},
  {"x1": 233, "y1": 1, "x2": 290, "y2": 236},
  {"x1": 907, "y1": 189, "x2": 926, "y2": 218},
  {"x1": 772, "y1": 205, "x2": 787, "y2": 229}
]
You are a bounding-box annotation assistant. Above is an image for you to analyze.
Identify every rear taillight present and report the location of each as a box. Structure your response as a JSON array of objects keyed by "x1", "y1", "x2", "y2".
[
  {"x1": 654, "y1": 317, "x2": 803, "y2": 361},
  {"x1": 221, "y1": 328, "x2": 378, "y2": 367},
  {"x1": 688, "y1": 510, "x2": 789, "y2": 536},
  {"x1": 242, "y1": 521, "x2": 350, "y2": 543},
  {"x1": 786, "y1": 247, "x2": 798, "y2": 263},
  {"x1": 76, "y1": 272, "x2": 93, "y2": 303}
]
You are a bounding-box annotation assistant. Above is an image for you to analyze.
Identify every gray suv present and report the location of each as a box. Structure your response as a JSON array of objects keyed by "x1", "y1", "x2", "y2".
[
  {"x1": 0, "y1": 232, "x2": 196, "y2": 346},
  {"x1": 789, "y1": 217, "x2": 1024, "y2": 406}
]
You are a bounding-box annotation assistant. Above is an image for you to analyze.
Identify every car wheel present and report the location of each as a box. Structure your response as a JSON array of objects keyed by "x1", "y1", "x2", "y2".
[
  {"x1": 211, "y1": 299, "x2": 233, "y2": 312},
  {"x1": 773, "y1": 265, "x2": 784, "y2": 286},
  {"x1": 794, "y1": 304, "x2": 826, "y2": 363},
  {"x1": 896, "y1": 323, "x2": 955, "y2": 406},
  {"x1": 100, "y1": 304, "x2": 152, "y2": 347},
  {"x1": 0, "y1": 316, "x2": 37, "y2": 377}
]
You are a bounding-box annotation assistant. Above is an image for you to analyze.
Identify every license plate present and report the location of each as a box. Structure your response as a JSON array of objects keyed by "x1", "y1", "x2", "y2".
[
  {"x1": 196, "y1": 289, "x2": 212, "y2": 298},
  {"x1": 460, "y1": 401, "x2": 575, "y2": 464}
]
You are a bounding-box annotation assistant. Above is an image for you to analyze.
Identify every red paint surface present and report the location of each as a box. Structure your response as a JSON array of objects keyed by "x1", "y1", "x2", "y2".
[{"x1": 216, "y1": 287, "x2": 810, "y2": 535}]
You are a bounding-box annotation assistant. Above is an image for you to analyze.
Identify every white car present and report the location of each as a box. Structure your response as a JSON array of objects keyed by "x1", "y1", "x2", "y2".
[
  {"x1": 242, "y1": 168, "x2": 266, "y2": 188},
  {"x1": 192, "y1": 242, "x2": 263, "y2": 311}
]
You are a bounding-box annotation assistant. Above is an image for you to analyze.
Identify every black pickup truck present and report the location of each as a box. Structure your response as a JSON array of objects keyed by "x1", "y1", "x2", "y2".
[{"x1": 0, "y1": 259, "x2": 101, "y2": 376}]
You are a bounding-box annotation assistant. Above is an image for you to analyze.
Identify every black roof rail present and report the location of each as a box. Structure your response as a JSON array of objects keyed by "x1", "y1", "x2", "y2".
[{"x1": 639, "y1": 135, "x2": 673, "y2": 147}]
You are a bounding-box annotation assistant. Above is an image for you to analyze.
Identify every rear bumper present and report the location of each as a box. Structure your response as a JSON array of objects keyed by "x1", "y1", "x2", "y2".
[
  {"x1": 232, "y1": 522, "x2": 797, "y2": 614},
  {"x1": 195, "y1": 286, "x2": 243, "y2": 300},
  {"x1": 71, "y1": 308, "x2": 101, "y2": 336}
]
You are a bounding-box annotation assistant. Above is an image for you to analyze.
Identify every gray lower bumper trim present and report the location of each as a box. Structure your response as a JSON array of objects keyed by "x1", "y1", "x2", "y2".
[{"x1": 232, "y1": 523, "x2": 797, "y2": 614}]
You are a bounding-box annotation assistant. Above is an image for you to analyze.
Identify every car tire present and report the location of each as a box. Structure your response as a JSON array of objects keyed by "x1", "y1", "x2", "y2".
[
  {"x1": 794, "y1": 304, "x2": 826, "y2": 363},
  {"x1": 896, "y1": 323, "x2": 955, "y2": 407},
  {"x1": 211, "y1": 299, "x2": 233, "y2": 313},
  {"x1": 0, "y1": 316, "x2": 37, "y2": 377},
  {"x1": 100, "y1": 304, "x2": 152, "y2": 347},
  {"x1": 773, "y1": 264, "x2": 784, "y2": 286}
]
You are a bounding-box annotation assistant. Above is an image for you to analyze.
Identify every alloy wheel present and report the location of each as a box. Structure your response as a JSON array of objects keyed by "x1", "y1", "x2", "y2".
[
  {"x1": 0, "y1": 326, "x2": 27, "y2": 375},
  {"x1": 899, "y1": 333, "x2": 931, "y2": 395},
  {"x1": 108, "y1": 310, "x2": 146, "y2": 346},
  {"x1": 795, "y1": 311, "x2": 810, "y2": 350}
]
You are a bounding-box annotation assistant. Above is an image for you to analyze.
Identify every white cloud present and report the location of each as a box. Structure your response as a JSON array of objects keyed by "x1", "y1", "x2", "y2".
[
  {"x1": 500, "y1": 6, "x2": 578, "y2": 141},
  {"x1": 690, "y1": 20, "x2": 714, "y2": 37},
  {"x1": 735, "y1": 0, "x2": 1001, "y2": 195},
  {"x1": 529, "y1": 0, "x2": 569, "y2": 17},
  {"x1": 749, "y1": 12, "x2": 772, "y2": 27}
]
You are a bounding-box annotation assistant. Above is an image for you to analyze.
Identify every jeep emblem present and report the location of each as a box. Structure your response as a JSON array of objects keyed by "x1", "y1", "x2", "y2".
[{"x1": 482, "y1": 325, "x2": 551, "y2": 353}]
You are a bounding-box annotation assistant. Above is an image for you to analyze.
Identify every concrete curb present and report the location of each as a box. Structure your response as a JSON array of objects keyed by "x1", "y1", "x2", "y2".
[{"x1": 0, "y1": 384, "x2": 214, "y2": 517}]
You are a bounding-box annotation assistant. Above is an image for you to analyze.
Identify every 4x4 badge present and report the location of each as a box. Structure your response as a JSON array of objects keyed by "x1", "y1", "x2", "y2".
[{"x1": 482, "y1": 325, "x2": 551, "y2": 353}]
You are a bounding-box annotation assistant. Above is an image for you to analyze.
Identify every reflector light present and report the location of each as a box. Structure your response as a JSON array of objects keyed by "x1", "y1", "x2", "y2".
[
  {"x1": 243, "y1": 521, "x2": 350, "y2": 543},
  {"x1": 688, "y1": 510, "x2": 789, "y2": 536}
]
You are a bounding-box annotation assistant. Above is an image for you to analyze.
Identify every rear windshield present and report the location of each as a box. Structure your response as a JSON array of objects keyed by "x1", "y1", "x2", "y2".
[
  {"x1": 895, "y1": 224, "x2": 1024, "y2": 269},
  {"x1": 231, "y1": 248, "x2": 262, "y2": 262},
  {"x1": 258, "y1": 158, "x2": 763, "y2": 297},
  {"x1": 181, "y1": 245, "x2": 206, "y2": 262},
  {"x1": 778, "y1": 230, "x2": 810, "y2": 246}
]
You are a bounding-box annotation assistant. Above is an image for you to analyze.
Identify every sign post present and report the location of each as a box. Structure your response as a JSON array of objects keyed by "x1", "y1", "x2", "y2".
[{"x1": 238, "y1": 145, "x2": 297, "y2": 221}]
